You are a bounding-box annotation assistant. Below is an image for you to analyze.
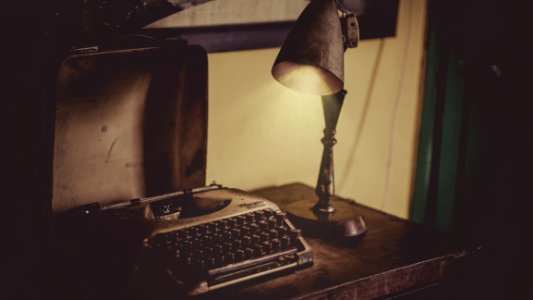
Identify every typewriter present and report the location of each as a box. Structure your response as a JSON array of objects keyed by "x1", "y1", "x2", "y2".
[
  {"x1": 63, "y1": 184, "x2": 314, "y2": 296},
  {"x1": 51, "y1": 44, "x2": 312, "y2": 297}
]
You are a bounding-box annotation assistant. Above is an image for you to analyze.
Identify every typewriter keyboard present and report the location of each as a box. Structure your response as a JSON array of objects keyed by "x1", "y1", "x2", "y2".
[{"x1": 144, "y1": 208, "x2": 313, "y2": 293}]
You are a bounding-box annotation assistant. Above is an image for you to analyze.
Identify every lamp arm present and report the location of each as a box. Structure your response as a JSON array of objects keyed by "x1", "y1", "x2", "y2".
[{"x1": 313, "y1": 89, "x2": 347, "y2": 214}]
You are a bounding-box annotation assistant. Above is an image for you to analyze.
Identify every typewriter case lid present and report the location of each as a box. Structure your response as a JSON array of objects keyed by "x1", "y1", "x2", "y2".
[{"x1": 52, "y1": 41, "x2": 208, "y2": 213}]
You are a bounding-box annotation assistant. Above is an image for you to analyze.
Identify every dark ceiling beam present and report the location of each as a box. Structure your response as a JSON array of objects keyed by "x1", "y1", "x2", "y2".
[
  {"x1": 83, "y1": 0, "x2": 214, "y2": 33},
  {"x1": 141, "y1": 0, "x2": 398, "y2": 53}
]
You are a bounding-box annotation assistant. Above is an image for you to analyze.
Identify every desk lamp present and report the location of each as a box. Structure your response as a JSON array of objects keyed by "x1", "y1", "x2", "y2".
[{"x1": 272, "y1": 0, "x2": 367, "y2": 237}]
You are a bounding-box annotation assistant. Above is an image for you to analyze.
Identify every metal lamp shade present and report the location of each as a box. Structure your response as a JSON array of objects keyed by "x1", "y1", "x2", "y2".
[{"x1": 272, "y1": 0, "x2": 344, "y2": 95}]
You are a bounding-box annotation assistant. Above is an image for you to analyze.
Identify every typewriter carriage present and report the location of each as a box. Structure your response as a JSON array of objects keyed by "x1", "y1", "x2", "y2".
[{"x1": 52, "y1": 41, "x2": 208, "y2": 214}]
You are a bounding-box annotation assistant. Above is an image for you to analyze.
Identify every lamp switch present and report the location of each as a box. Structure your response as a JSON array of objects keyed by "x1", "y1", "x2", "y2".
[{"x1": 342, "y1": 13, "x2": 359, "y2": 48}]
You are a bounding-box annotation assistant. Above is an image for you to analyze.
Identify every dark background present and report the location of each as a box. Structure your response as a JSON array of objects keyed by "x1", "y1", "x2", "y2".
[
  {"x1": 2, "y1": 0, "x2": 533, "y2": 299},
  {"x1": 425, "y1": 1, "x2": 533, "y2": 299}
]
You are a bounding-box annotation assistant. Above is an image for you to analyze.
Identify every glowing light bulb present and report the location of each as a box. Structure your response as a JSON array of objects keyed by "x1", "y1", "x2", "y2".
[{"x1": 272, "y1": 61, "x2": 342, "y2": 95}]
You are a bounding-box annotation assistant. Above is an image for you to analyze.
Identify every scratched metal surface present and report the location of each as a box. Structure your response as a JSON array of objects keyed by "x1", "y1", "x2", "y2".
[{"x1": 53, "y1": 45, "x2": 207, "y2": 213}]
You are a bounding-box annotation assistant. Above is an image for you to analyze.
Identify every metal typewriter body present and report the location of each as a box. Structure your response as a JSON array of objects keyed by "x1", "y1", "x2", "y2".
[{"x1": 131, "y1": 185, "x2": 314, "y2": 295}]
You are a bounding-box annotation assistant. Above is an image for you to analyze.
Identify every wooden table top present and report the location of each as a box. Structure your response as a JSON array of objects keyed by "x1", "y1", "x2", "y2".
[
  {"x1": 50, "y1": 183, "x2": 477, "y2": 300},
  {"x1": 196, "y1": 183, "x2": 478, "y2": 300}
]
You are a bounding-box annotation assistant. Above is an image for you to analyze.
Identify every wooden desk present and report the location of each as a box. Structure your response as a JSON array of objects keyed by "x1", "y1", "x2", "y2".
[
  {"x1": 50, "y1": 183, "x2": 477, "y2": 300},
  {"x1": 199, "y1": 183, "x2": 478, "y2": 300}
]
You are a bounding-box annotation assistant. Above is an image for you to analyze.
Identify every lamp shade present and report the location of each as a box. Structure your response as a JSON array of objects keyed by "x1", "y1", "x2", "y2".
[{"x1": 272, "y1": 0, "x2": 344, "y2": 95}]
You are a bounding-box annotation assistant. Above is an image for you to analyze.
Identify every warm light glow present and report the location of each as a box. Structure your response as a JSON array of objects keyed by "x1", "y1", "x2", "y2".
[
  {"x1": 208, "y1": 0, "x2": 428, "y2": 219},
  {"x1": 272, "y1": 61, "x2": 343, "y2": 95}
]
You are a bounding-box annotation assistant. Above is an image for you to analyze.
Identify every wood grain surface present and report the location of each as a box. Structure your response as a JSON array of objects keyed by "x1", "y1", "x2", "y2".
[{"x1": 195, "y1": 183, "x2": 478, "y2": 300}]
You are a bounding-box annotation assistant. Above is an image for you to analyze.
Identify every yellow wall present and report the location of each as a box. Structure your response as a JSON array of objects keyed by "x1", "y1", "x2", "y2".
[{"x1": 206, "y1": 0, "x2": 427, "y2": 219}]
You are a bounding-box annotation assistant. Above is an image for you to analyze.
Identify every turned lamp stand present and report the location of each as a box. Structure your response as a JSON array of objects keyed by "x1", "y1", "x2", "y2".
[{"x1": 285, "y1": 90, "x2": 367, "y2": 238}]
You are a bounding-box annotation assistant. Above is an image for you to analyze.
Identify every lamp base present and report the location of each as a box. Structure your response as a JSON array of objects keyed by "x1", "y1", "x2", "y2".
[{"x1": 286, "y1": 198, "x2": 367, "y2": 238}]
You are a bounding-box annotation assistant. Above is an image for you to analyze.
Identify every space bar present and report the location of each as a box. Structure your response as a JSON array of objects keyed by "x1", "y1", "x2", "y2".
[{"x1": 208, "y1": 248, "x2": 297, "y2": 277}]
